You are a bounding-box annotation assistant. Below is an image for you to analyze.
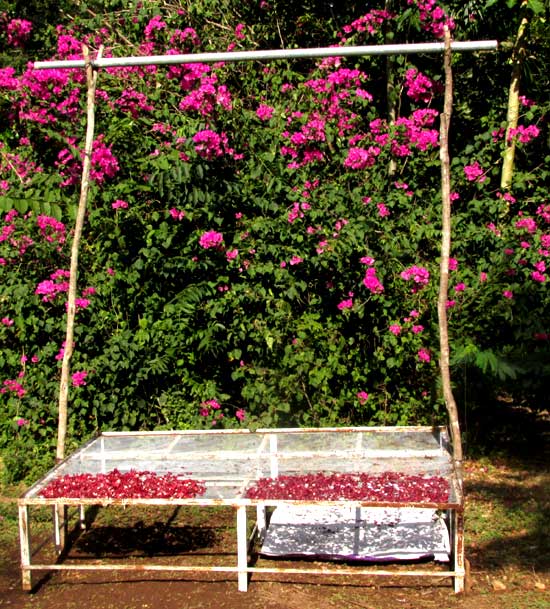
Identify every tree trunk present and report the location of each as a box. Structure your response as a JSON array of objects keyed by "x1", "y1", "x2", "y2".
[
  {"x1": 56, "y1": 46, "x2": 102, "y2": 462},
  {"x1": 501, "y1": 3, "x2": 529, "y2": 190},
  {"x1": 438, "y1": 28, "x2": 463, "y2": 479}
]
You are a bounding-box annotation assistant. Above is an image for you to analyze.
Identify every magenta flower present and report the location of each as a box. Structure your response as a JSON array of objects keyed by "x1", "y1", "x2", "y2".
[
  {"x1": 337, "y1": 298, "x2": 353, "y2": 311},
  {"x1": 1, "y1": 317, "x2": 14, "y2": 326},
  {"x1": 412, "y1": 325, "x2": 424, "y2": 334},
  {"x1": 112, "y1": 199, "x2": 128, "y2": 210},
  {"x1": 356, "y1": 391, "x2": 369, "y2": 405},
  {"x1": 363, "y1": 267, "x2": 384, "y2": 294},
  {"x1": 169, "y1": 208, "x2": 185, "y2": 220},
  {"x1": 377, "y1": 203, "x2": 390, "y2": 217},
  {"x1": 71, "y1": 371, "x2": 88, "y2": 387},
  {"x1": 235, "y1": 408, "x2": 246, "y2": 421},
  {"x1": 226, "y1": 248, "x2": 239, "y2": 261},
  {"x1": 17, "y1": 417, "x2": 29, "y2": 427},
  {"x1": 417, "y1": 348, "x2": 431, "y2": 363},
  {"x1": 463, "y1": 161, "x2": 485, "y2": 183},
  {"x1": 503, "y1": 290, "x2": 514, "y2": 299},
  {"x1": 400, "y1": 265, "x2": 430, "y2": 288},
  {"x1": 389, "y1": 324, "x2": 401, "y2": 336},
  {"x1": 199, "y1": 230, "x2": 224, "y2": 249},
  {"x1": 256, "y1": 104, "x2": 274, "y2": 121}
]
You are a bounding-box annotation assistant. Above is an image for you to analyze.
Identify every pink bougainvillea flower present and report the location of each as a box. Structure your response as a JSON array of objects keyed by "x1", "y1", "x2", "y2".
[
  {"x1": 417, "y1": 348, "x2": 431, "y2": 363},
  {"x1": 112, "y1": 199, "x2": 128, "y2": 209},
  {"x1": 226, "y1": 248, "x2": 239, "y2": 261},
  {"x1": 17, "y1": 417, "x2": 29, "y2": 426},
  {"x1": 1, "y1": 317, "x2": 14, "y2": 326},
  {"x1": 71, "y1": 370, "x2": 88, "y2": 387},
  {"x1": 400, "y1": 265, "x2": 430, "y2": 288},
  {"x1": 256, "y1": 104, "x2": 274, "y2": 121},
  {"x1": 356, "y1": 391, "x2": 369, "y2": 405},
  {"x1": 337, "y1": 298, "x2": 353, "y2": 311},
  {"x1": 235, "y1": 408, "x2": 246, "y2": 421},
  {"x1": 169, "y1": 208, "x2": 185, "y2": 220},
  {"x1": 389, "y1": 324, "x2": 401, "y2": 336},
  {"x1": 503, "y1": 290, "x2": 514, "y2": 299},
  {"x1": 363, "y1": 267, "x2": 384, "y2": 294},
  {"x1": 199, "y1": 230, "x2": 223, "y2": 249},
  {"x1": 463, "y1": 161, "x2": 485, "y2": 183}
]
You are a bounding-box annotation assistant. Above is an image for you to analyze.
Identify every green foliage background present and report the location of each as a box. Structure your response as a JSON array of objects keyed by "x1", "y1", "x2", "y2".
[{"x1": 0, "y1": 0, "x2": 549, "y2": 480}]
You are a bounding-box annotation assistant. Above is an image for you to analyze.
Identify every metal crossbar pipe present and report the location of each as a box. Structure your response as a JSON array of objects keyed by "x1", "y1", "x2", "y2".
[{"x1": 33, "y1": 40, "x2": 498, "y2": 70}]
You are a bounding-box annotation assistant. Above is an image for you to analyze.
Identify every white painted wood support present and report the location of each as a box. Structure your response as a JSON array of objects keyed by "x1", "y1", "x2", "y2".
[
  {"x1": 53, "y1": 504, "x2": 68, "y2": 554},
  {"x1": 269, "y1": 434, "x2": 278, "y2": 478},
  {"x1": 256, "y1": 505, "x2": 267, "y2": 541},
  {"x1": 452, "y1": 510, "x2": 465, "y2": 593},
  {"x1": 18, "y1": 505, "x2": 32, "y2": 591},
  {"x1": 236, "y1": 506, "x2": 249, "y2": 592},
  {"x1": 79, "y1": 504, "x2": 86, "y2": 530}
]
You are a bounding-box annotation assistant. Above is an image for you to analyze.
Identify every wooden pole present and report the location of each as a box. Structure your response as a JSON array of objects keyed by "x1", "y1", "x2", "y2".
[
  {"x1": 56, "y1": 45, "x2": 103, "y2": 462},
  {"x1": 438, "y1": 28, "x2": 463, "y2": 477}
]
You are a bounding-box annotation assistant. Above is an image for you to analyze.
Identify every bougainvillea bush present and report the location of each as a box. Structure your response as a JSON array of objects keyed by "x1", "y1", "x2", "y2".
[{"x1": 0, "y1": 0, "x2": 548, "y2": 477}]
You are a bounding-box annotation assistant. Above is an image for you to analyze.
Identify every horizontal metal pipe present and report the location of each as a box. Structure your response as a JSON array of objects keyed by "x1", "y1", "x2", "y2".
[{"x1": 33, "y1": 40, "x2": 498, "y2": 70}]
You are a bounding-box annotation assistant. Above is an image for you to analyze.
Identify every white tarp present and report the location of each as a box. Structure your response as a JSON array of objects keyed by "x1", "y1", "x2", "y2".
[{"x1": 261, "y1": 505, "x2": 450, "y2": 562}]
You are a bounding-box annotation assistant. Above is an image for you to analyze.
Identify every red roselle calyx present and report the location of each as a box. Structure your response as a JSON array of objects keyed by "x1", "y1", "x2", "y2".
[
  {"x1": 39, "y1": 469, "x2": 206, "y2": 499},
  {"x1": 245, "y1": 472, "x2": 449, "y2": 502}
]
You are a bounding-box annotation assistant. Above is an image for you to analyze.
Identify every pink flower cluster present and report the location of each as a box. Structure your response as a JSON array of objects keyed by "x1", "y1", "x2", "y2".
[
  {"x1": 193, "y1": 129, "x2": 237, "y2": 160},
  {"x1": 400, "y1": 265, "x2": 430, "y2": 289},
  {"x1": 37, "y1": 215, "x2": 66, "y2": 246},
  {"x1": 71, "y1": 370, "x2": 88, "y2": 387},
  {"x1": 344, "y1": 146, "x2": 381, "y2": 170},
  {"x1": 404, "y1": 68, "x2": 438, "y2": 103},
  {"x1": 5, "y1": 18, "x2": 32, "y2": 47},
  {"x1": 199, "y1": 230, "x2": 224, "y2": 249},
  {"x1": 35, "y1": 269, "x2": 70, "y2": 302},
  {"x1": 508, "y1": 124, "x2": 540, "y2": 144},
  {"x1": 340, "y1": 9, "x2": 393, "y2": 38},
  {"x1": 256, "y1": 104, "x2": 274, "y2": 121},
  {"x1": 408, "y1": 0, "x2": 455, "y2": 38},
  {"x1": 1, "y1": 378, "x2": 26, "y2": 398},
  {"x1": 464, "y1": 161, "x2": 485, "y2": 183},
  {"x1": 361, "y1": 257, "x2": 384, "y2": 294}
]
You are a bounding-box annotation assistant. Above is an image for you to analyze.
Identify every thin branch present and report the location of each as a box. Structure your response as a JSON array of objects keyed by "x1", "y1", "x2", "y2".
[
  {"x1": 438, "y1": 28, "x2": 463, "y2": 478},
  {"x1": 56, "y1": 45, "x2": 103, "y2": 462}
]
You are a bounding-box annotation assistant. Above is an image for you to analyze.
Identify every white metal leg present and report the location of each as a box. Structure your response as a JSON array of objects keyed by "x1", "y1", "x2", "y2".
[
  {"x1": 236, "y1": 506, "x2": 249, "y2": 591},
  {"x1": 452, "y1": 509, "x2": 465, "y2": 593},
  {"x1": 18, "y1": 505, "x2": 32, "y2": 591},
  {"x1": 53, "y1": 504, "x2": 68, "y2": 555},
  {"x1": 79, "y1": 504, "x2": 87, "y2": 530},
  {"x1": 256, "y1": 505, "x2": 267, "y2": 541}
]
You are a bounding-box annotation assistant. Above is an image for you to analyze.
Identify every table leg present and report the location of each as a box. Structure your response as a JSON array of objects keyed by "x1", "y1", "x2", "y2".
[
  {"x1": 53, "y1": 504, "x2": 68, "y2": 555},
  {"x1": 236, "y1": 505, "x2": 249, "y2": 592},
  {"x1": 256, "y1": 505, "x2": 267, "y2": 541},
  {"x1": 18, "y1": 504, "x2": 32, "y2": 591},
  {"x1": 452, "y1": 509, "x2": 465, "y2": 593}
]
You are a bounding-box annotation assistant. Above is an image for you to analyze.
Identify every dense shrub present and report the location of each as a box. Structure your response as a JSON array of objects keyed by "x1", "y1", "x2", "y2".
[{"x1": 0, "y1": 0, "x2": 548, "y2": 468}]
